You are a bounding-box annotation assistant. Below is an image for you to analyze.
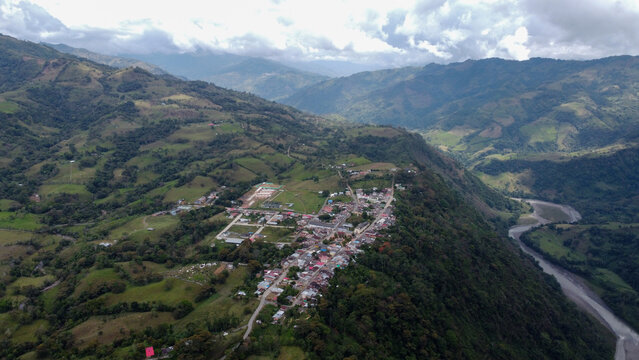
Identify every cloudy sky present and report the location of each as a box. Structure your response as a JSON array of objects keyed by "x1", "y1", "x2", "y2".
[{"x1": 1, "y1": 0, "x2": 638, "y2": 68}]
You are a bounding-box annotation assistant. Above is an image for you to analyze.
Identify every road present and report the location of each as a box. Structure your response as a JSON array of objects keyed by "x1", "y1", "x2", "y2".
[
  {"x1": 509, "y1": 199, "x2": 639, "y2": 360},
  {"x1": 243, "y1": 270, "x2": 288, "y2": 340},
  {"x1": 215, "y1": 213, "x2": 243, "y2": 240}
]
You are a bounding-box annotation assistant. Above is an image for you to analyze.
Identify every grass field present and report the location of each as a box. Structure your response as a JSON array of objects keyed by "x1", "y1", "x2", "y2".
[
  {"x1": 0, "y1": 199, "x2": 20, "y2": 211},
  {"x1": 228, "y1": 225, "x2": 259, "y2": 235},
  {"x1": 9, "y1": 275, "x2": 56, "y2": 292},
  {"x1": 103, "y1": 278, "x2": 202, "y2": 306},
  {"x1": 235, "y1": 157, "x2": 276, "y2": 178},
  {"x1": 71, "y1": 312, "x2": 175, "y2": 349},
  {"x1": 273, "y1": 190, "x2": 325, "y2": 214},
  {"x1": 0, "y1": 101, "x2": 19, "y2": 114},
  {"x1": 476, "y1": 170, "x2": 533, "y2": 194},
  {"x1": 163, "y1": 176, "x2": 216, "y2": 203},
  {"x1": 278, "y1": 346, "x2": 306, "y2": 360},
  {"x1": 520, "y1": 118, "x2": 558, "y2": 144},
  {"x1": 11, "y1": 319, "x2": 48, "y2": 344},
  {"x1": 0, "y1": 229, "x2": 33, "y2": 245},
  {"x1": 349, "y1": 162, "x2": 396, "y2": 171},
  {"x1": 43, "y1": 161, "x2": 97, "y2": 185},
  {"x1": 210, "y1": 165, "x2": 257, "y2": 184},
  {"x1": 336, "y1": 155, "x2": 371, "y2": 166},
  {"x1": 72, "y1": 268, "x2": 121, "y2": 297},
  {"x1": 0, "y1": 212, "x2": 41, "y2": 231},
  {"x1": 176, "y1": 266, "x2": 256, "y2": 331},
  {"x1": 593, "y1": 268, "x2": 636, "y2": 293},
  {"x1": 260, "y1": 153, "x2": 294, "y2": 168},
  {"x1": 281, "y1": 163, "x2": 333, "y2": 182},
  {"x1": 169, "y1": 123, "x2": 217, "y2": 142},
  {"x1": 108, "y1": 215, "x2": 178, "y2": 241},
  {"x1": 351, "y1": 177, "x2": 392, "y2": 190},
  {"x1": 526, "y1": 228, "x2": 586, "y2": 262},
  {"x1": 259, "y1": 227, "x2": 295, "y2": 243},
  {"x1": 39, "y1": 184, "x2": 92, "y2": 197},
  {"x1": 423, "y1": 129, "x2": 463, "y2": 148}
]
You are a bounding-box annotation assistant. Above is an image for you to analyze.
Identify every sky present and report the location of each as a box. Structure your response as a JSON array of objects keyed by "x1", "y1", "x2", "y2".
[{"x1": 1, "y1": 0, "x2": 639, "y2": 68}]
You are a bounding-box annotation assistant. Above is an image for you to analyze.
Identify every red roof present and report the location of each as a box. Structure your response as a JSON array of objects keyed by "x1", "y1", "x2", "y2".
[{"x1": 145, "y1": 347, "x2": 154, "y2": 357}]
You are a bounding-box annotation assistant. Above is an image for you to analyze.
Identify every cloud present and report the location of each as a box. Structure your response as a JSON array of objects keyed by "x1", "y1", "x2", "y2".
[
  {"x1": 498, "y1": 26, "x2": 530, "y2": 60},
  {"x1": 1, "y1": 0, "x2": 639, "y2": 68}
]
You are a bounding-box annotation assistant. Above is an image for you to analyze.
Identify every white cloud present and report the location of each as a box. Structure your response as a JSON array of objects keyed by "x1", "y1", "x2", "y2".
[
  {"x1": 1, "y1": 0, "x2": 639, "y2": 67},
  {"x1": 498, "y1": 26, "x2": 530, "y2": 60}
]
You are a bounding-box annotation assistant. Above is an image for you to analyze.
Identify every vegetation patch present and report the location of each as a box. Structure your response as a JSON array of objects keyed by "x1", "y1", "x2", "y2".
[
  {"x1": 273, "y1": 190, "x2": 325, "y2": 214},
  {"x1": 259, "y1": 226, "x2": 295, "y2": 243},
  {"x1": 71, "y1": 312, "x2": 174, "y2": 349},
  {"x1": 103, "y1": 278, "x2": 202, "y2": 306},
  {"x1": 0, "y1": 229, "x2": 33, "y2": 245},
  {"x1": 0, "y1": 101, "x2": 19, "y2": 113},
  {"x1": 39, "y1": 184, "x2": 91, "y2": 198},
  {"x1": 0, "y1": 212, "x2": 41, "y2": 231}
]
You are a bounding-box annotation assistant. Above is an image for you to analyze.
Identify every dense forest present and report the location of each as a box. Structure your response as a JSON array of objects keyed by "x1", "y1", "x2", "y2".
[{"x1": 476, "y1": 146, "x2": 639, "y2": 223}]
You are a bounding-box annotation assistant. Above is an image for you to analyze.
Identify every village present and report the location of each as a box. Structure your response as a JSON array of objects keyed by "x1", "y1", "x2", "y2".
[
  {"x1": 208, "y1": 180, "x2": 399, "y2": 326},
  {"x1": 147, "y1": 167, "x2": 402, "y2": 333}
]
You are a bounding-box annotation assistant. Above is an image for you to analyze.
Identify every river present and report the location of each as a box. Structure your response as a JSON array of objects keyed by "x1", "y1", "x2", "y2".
[{"x1": 509, "y1": 200, "x2": 639, "y2": 360}]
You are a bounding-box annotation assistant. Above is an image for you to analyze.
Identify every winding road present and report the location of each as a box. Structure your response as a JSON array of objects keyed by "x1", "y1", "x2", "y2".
[{"x1": 509, "y1": 200, "x2": 639, "y2": 360}]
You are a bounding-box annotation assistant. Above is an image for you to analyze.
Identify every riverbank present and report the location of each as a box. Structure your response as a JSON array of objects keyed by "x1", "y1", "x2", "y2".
[{"x1": 509, "y1": 199, "x2": 639, "y2": 360}]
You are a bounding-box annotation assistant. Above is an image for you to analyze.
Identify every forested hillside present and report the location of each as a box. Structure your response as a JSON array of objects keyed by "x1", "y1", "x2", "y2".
[
  {"x1": 283, "y1": 56, "x2": 639, "y2": 165},
  {"x1": 239, "y1": 170, "x2": 614, "y2": 359},
  {"x1": 0, "y1": 35, "x2": 615, "y2": 359}
]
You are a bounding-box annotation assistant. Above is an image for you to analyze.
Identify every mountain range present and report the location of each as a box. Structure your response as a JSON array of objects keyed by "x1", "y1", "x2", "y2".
[
  {"x1": 0, "y1": 34, "x2": 616, "y2": 359},
  {"x1": 282, "y1": 56, "x2": 639, "y2": 165},
  {"x1": 118, "y1": 50, "x2": 329, "y2": 101}
]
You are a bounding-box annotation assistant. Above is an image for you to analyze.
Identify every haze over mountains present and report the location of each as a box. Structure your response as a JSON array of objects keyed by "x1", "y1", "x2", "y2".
[{"x1": 44, "y1": 43, "x2": 331, "y2": 101}]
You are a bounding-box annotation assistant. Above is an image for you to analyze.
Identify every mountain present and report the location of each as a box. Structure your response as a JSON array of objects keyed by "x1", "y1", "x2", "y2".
[
  {"x1": 44, "y1": 43, "x2": 168, "y2": 75},
  {"x1": 122, "y1": 51, "x2": 329, "y2": 100},
  {"x1": 283, "y1": 56, "x2": 639, "y2": 165},
  {"x1": 0, "y1": 34, "x2": 615, "y2": 359},
  {"x1": 286, "y1": 55, "x2": 639, "y2": 343}
]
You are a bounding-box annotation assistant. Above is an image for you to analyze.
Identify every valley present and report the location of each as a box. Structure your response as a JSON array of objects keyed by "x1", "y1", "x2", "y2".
[
  {"x1": 0, "y1": 34, "x2": 629, "y2": 360},
  {"x1": 510, "y1": 200, "x2": 639, "y2": 360}
]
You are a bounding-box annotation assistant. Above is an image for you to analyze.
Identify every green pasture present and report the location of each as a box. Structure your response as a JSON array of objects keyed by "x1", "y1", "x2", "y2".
[
  {"x1": 0, "y1": 101, "x2": 19, "y2": 114},
  {"x1": 163, "y1": 176, "x2": 216, "y2": 203},
  {"x1": 0, "y1": 212, "x2": 41, "y2": 231},
  {"x1": 272, "y1": 190, "x2": 325, "y2": 214},
  {"x1": 103, "y1": 278, "x2": 202, "y2": 306},
  {"x1": 259, "y1": 227, "x2": 295, "y2": 243},
  {"x1": 0, "y1": 229, "x2": 33, "y2": 245},
  {"x1": 39, "y1": 184, "x2": 91, "y2": 198}
]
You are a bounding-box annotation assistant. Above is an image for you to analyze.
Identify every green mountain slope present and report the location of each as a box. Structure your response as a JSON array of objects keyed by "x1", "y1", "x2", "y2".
[
  {"x1": 122, "y1": 51, "x2": 329, "y2": 101},
  {"x1": 283, "y1": 56, "x2": 639, "y2": 164},
  {"x1": 242, "y1": 168, "x2": 614, "y2": 360},
  {"x1": 0, "y1": 35, "x2": 615, "y2": 359}
]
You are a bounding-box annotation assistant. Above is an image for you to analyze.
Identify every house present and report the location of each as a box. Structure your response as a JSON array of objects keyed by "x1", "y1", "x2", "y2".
[
  {"x1": 225, "y1": 238, "x2": 244, "y2": 245},
  {"x1": 354, "y1": 222, "x2": 369, "y2": 235},
  {"x1": 272, "y1": 309, "x2": 285, "y2": 321}
]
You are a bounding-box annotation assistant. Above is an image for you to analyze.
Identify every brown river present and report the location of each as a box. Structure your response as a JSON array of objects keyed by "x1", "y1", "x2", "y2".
[{"x1": 509, "y1": 200, "x2": 639, "y2": 360}]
